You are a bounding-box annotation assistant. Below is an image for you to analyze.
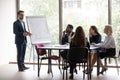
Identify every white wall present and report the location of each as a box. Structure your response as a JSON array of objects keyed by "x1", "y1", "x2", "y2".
[{"x1": 0, "y1": 0, "x2": 16, "y2": 65}]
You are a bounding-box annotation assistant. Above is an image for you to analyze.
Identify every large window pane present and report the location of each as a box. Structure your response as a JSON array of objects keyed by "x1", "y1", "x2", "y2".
[
  {"x1": 20, "y1": 0, "x2": 59, "y2": 44},
  {"x1": 19, "y1": 0, "x2": 120, "y2": 65},
  {"x1": 63, "y1": 0, "x2": 108, "y2": 38},
  {"x1": 20, "y1": 0, "x2": 59, "y2": 61},
  {"x1": 112, "y1": 0, "x2": 120, "y2": 65},
  {"x1": 112, "y1": 0, "x2": 120, "y2": 54}
]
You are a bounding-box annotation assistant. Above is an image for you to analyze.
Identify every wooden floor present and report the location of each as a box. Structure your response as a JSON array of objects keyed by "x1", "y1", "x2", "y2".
[{"x1": 0, "y1": 64, "x2": 120, "y2": 80}]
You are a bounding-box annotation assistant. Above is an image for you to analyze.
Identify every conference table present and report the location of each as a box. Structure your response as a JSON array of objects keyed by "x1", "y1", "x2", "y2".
[
  {"x1": 37, "y1": 44, "x2": 69, "y2": 79},
  {"x1": 37, "y1": 44, "x2": 100, "y2": 79}
]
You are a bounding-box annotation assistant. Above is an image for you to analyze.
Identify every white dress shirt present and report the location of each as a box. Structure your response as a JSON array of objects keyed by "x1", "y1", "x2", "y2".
[
  {"x1": 68, "y1": 32, "x2": 73, "y2": 43},
  {"x1": 19, "y1": 20, "x2": 25, "y2": 31},
  {"x1": 94, "y1": 35, "x2": 115, "y2": 49}
]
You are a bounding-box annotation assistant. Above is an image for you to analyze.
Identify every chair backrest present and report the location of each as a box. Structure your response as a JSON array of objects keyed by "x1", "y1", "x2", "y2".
[
  {"x1": 68, "y1": 47, "x2": 88, "y2": 62},
  {"x1": 35, "y1": 44, "x2": 47, "y2": 56},
  {"x1": 118, "y1": 49, "x2": 120, "y2": 57}
]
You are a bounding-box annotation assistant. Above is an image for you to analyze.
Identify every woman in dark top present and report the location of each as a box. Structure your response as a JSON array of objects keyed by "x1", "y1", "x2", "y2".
[
  {"x1": 83, "y1": 26, "x2": 101, "y2": 74},
  {"x1": 68, "y1": 26, "x2": 89, "y2": 79},
  {"x1": 89, "y1": 25, "x2": 101, "y2": 44}
]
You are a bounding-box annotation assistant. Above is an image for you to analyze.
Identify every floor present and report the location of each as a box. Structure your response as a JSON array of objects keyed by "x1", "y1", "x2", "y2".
[{"x1": 0, "y1": 64, "x2": 119, "y2": 80}]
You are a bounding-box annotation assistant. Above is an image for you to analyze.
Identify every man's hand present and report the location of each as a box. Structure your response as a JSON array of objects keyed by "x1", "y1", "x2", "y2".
[
  {"x1": 23, "y1": 32, "x2": 28, "y2": 36},
  {"x1": 63, "y1": 30, "x2": 66, "y2": 34},
  {"x1": 27, "y1": 32, "x2": 32, "y2": 36},
  {"x1": 23, "y1": 32, "x2": 32, "y2": 36}
]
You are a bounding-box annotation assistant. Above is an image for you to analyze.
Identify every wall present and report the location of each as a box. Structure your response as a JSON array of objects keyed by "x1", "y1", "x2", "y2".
[{"x1": 0, "y1": 0, "x2": 16, "y2": 65}]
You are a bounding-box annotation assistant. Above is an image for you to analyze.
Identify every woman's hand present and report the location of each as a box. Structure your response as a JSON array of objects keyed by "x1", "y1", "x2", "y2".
[
  {"x1": 89, "y1": 32, "x2": 92, "y2": 37},
  {"x1": 91, "y1": 43, "x2": 96, "y2": 45}
]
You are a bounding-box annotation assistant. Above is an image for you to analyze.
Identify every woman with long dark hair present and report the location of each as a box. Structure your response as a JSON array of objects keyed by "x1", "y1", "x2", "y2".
[
  {"x1": 89, "y1": 25, "x2": 101, "y2": 44},
  {"x1": 69, "y1": 26, "x2": 89, "y2": 79}
]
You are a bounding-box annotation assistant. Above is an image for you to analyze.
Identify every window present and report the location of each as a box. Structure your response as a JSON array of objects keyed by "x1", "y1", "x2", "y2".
[
  {"x1": 64, "y1": 0, "x2": 81, "y2": 8},
  {"x1": 20, "y1": 0, "x2": 59, "y2": 61},
  {"x1": 63, "y1": 0, "x2": 108, "y2": 39},
  {"x1": 19, "y1": 0, "x2": 120, "y2": 65},
  {"x1": 112, "y1": 0, "x2": 120, "y2": 55}
]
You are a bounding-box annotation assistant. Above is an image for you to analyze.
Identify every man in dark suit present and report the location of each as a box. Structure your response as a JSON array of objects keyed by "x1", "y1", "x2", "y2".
[
  {"x1": 62, "y1": 24, "x2": 74, "y2": 45},
  {"x1": 13, "y1": 10, "x2": 31, "y2": 71},
  {"x1": 60, "y1": 24, "x2": 74, "y2": 59}
]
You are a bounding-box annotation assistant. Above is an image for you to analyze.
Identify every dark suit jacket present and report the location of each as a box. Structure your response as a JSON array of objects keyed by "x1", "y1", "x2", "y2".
[
  {"x1": 13, "y1": 20, "x2": 27, "y2": 44},
  {"x1": 61, "y1": 32, "x2": 74, "y2": 44}
]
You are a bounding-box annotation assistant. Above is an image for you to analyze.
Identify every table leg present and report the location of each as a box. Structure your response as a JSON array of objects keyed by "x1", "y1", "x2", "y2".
[
  {"x1": 62, "y1": 60, "x2": 65, "y2": 79},
  {"x1": 58, "y1": 50, "x2": 61, "y2": 69},
  {"x1": 97, "y1": 50, "x2": 100, "y2": 76},
  {"x1": 66, "y1": 50, "x2": 69, "y2": 80},
  {"x1": 89, "y1": 53, "x2": 91, "y2": 80},
  {"x1": 48, "y1": 49, "x2": 52, "y2": 74},
  {"x1": 38, "y1": 54, "x2": 40, "y2": 77},
  {"x1": 58, "y1": 50, "x2": 62, "y2": 74}
]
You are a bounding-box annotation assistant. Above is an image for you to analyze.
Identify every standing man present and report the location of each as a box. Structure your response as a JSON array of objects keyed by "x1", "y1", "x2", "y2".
[{"x1": 13, "y1": 10, "x2": 31, "y2": 71}]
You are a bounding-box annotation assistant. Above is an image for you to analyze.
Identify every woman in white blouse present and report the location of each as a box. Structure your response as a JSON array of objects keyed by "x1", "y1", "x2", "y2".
[{"x1": 85, "y1": 25, "x2": 116, "y2": 74}]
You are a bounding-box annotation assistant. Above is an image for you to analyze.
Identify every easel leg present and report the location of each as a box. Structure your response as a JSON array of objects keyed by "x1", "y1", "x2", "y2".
[
  {"x1": 32, "y1": 45, "x2": 35, "y2": 70},
  {"x1": 29, "y1": 44, "x2": 36, "y2": 70},
  {"x1": 29, "y1": 44, "x2": 32, "y2": 62}
]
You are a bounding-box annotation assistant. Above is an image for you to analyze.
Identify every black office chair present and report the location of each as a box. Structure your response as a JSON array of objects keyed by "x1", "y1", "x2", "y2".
[
  {"x1": 63, "y1": 47, "x2": 91, "y2": 80},
  {"x1": 104, "y1": 49, "x2": 120, "y2": 75}
]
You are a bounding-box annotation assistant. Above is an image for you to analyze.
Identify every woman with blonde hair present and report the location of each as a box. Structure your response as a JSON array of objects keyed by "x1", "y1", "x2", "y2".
[
  {"x1": 88, "y1": 25, "x2": 116, "y2": 74},
  {"x1": 95, "y1": 25, "x2": 115, "y2": 58}
]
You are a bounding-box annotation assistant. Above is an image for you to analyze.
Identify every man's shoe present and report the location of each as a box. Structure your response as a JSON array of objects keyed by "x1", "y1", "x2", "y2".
[
  {"x1": 19, "y1": 68, "x2": 24, "y2": 72},
  {"x1": 69, "y1": 74, "x2": 73, "y2": 79},
  {"x1": 23, "y1": 67, "x2": 29, "y2": 70}
]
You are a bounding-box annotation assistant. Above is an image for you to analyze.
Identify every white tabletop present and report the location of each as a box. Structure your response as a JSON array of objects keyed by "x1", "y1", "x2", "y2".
[
  {"x1": 37, "y1": 44, "x2": 69, "y2": 50},
  {"x1": 37, "y1": 44, "x2": 99, "y2": 50},
  {"x1": 90, "y1": 45, "x2": 99, "y2": 50}
]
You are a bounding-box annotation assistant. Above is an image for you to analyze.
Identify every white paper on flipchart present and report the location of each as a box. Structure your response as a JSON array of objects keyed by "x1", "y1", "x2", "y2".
[{"x1": 26, "y1": 16, "x2": 51, "y2": 44}]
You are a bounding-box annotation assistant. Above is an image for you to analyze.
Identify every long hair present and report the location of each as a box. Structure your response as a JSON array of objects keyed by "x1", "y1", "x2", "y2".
[
  {"x1": 90, "y1": 25, "x2": 99, "y2": 34},
  {"x1": 71, "y1": 26, "x2": 86, "y2": 47}
]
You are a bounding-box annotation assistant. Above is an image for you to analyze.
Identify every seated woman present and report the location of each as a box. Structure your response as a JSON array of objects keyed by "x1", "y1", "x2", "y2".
[
  {"x1": 89, "y1": 25, "x2": 101, "y2": 66},
  {"x1": 89, "y1": 25, "x2": 116, "y2": 74},
  {"x1": 89, "y1": 25, "x2": 101, "y2": 44},
  {"x1": 86, "y1": 25, "x2": 101, "y2": 73},
  {"x1": 68, "y1": 26, "x2": 89, "y2": 79}
]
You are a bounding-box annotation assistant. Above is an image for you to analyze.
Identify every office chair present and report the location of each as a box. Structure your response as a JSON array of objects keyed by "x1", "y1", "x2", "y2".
[
  {"x1": 104, "y1": 49, "x2": 120, "y2": 75},
  {"x1": 63, "y1": 47, "x2": 91, "y2": 80},
  {"x1": 35, "y1": 44, "x2": 60, "y2": 77}
]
